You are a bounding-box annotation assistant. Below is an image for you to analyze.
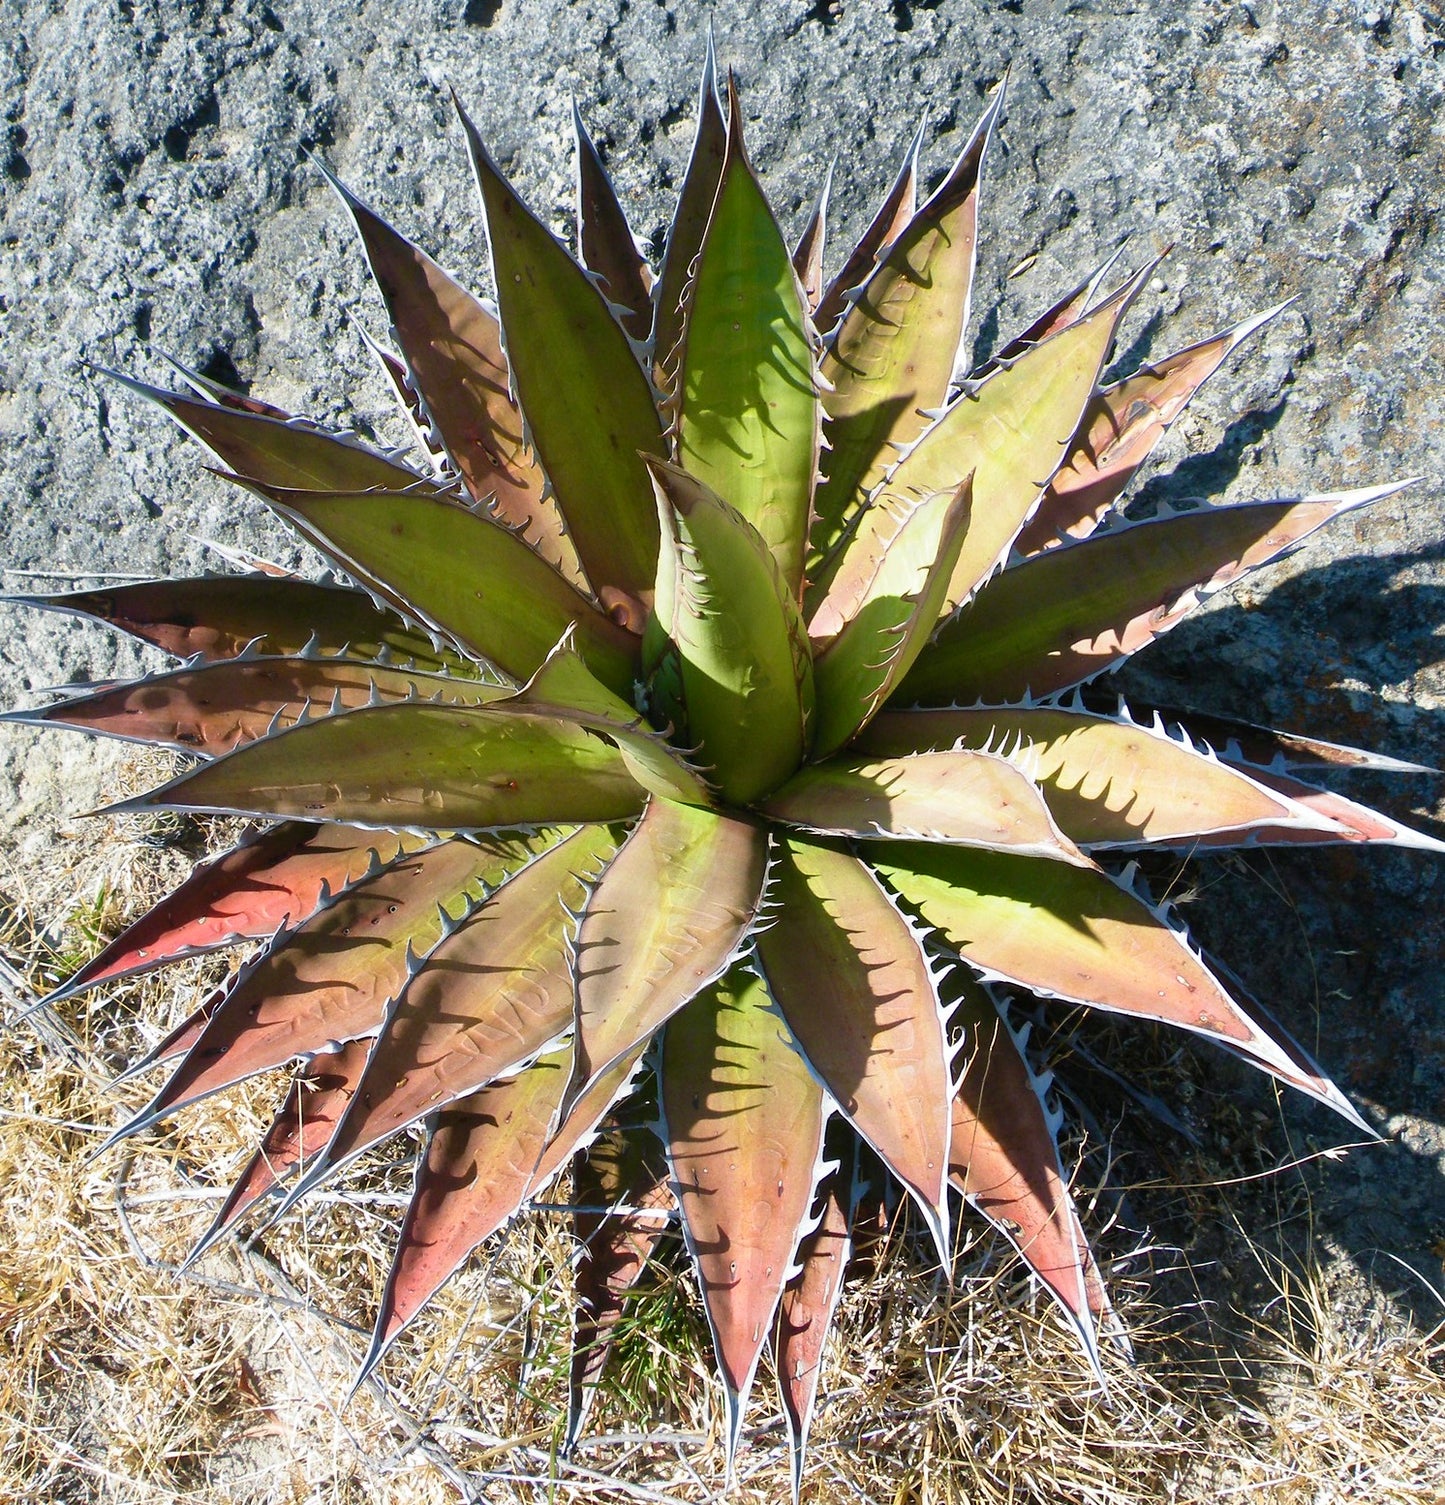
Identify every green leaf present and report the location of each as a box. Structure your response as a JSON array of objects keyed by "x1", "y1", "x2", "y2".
[
  {"x1": 898, "y1": 483, "x2": 1412, "y2": 705},
  {"x1": 811, "y1": 92, "x2": 999, "y2": 551},
  {"x1": 504, "y1": 629, "x2": 713, "y2": 807},
  {"x1": 652, "y1": 36, "x2": 727, "y2": 374},
  {"x1": 1014, "y1": 301, "x2": 1288, "y2": 556},
  {"x1": 808, "y1": 477, "x2": 971, "y2": 757},
  {"x1": 238, "y1": 483, "x2": 639, "y2": 692},
  {"x1": 814, "y1": 265, "x2": 1149, "y2": 632},
  {"x1": 676, "y1": 83, "x2": 820, "y2": 596},
  {"x1": 645, "y1": 460, "x2": 813, "y2": 804},
  {"x1": 573, "y1": 102, "x2": 654, "y2": 343},
  {"x1": 761, "y1": 750, "x2": 1087, "y2": 863},
  {"x1": 661, "y1": 965, "x2": 827, "y2": 1465},
  {"x1": 111, "y1": 701, "x2": 647, "y2": 830},
  {"x1": 10, "y1": 576, "x2": 459, "y2": 670},
  {"x1": 104, "y1": 369, "x2": 423, "y2": 491},
  {"x1": 456, "y1": 93, "x2": 665, "y2": 616},
  {"x1": 855, "y1": 705, "x2": 1335, "y2": 847},
  {"x1": 10, "y1": 656, "x2": 506, "y2": 758},
  {"x1": 316, "y1": 160, "x2": 589, "y2": 586},
  {"x1": 568, "y1": 797, "x2": 767, "y2": 1106},
  {"x1": 756, "y1": 836, "x2": 951, "y2": 1254},
  {"x1": 870, "y1": 841, "x2": 1340, "y2": 1108}
]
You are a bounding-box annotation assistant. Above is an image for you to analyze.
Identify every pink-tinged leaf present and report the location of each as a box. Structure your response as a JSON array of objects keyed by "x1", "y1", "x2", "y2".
[
  {"x1": 317, "y1": 163, "x2": 586, "y2": 587},
  {"x1": 652, "y1": 34, "x2": 727, "y2": 375},
  {"x1": 237, "y1": 482, "x2": 639, "y2": 694},
  {"x1": 661, "y1": 967, "x2": 828, "y2": 1463},
  {"x1": 364, "y1": 1045, "x2": 573, "y2": 1375},
  {"x1": 854, "y1": 706, "x2": 1335, "y2": 848},
  {"x1": 355, "y1": 322, "x2": 452, "y2": 477},
  {"x1": 456, "y1": 93, "x2": 665, "y2": 618},
  {"x1": 10, "y1": 576, "x2": 455, "y2": 670},
  {"x1": 791, "y1": 163, "x2": 831, "y2": 315},
  {"x1": 573, "y1": 103, "x2": 654, "y2": 343},
  {"x1": 807, "y1": 480, "x2": 971, "y2": 759},
  {"x1": 949, "y1": 979, "x2": 1100, "y2": 1366},
  {"x1": 189, "y1": 1037, "x2": 372, "y2": 1261},
  {"x1": 812, "y1": 93, "x2": 1000, "y2": 550},
  {"x1": 298, "y1": 825, "x2": 619, "y2": 1188},
  {"x1": 1015, "y1": 302, "x2": 1288, "y2": 556},
  {"x1": 159, "y1": 352, "x2": 293, "y2": 419},
  {"x1": 567, "y1": 1130, "x2": 674, "y2": 1452},
  {"x1": 968, "y1": 256, "x2": 1113, "y2": 383},
  {"x1": 568, "y1": 799, "x2": 767, "y2": 1109},
  {"x1": 53, "y1": 823, "x2": 425, "y2": 1003},
  {"x1": 899, "y1": 483, "x2": 1413, "y2": 706},
  {"x1": 869, "y1": 843, "x2": 1345, "y2": 1114},
  {"x1": 775, "y1": 1139, "x2": 853, "y2": 1500},
  {"x1": 1193, "y1": 765, "x2": 1445, "y2": 855},
  {"x1": 111, "y1": 701, "x2": 647, "y2": 831},
  {"x1": 103, "y1": 369, "x2": 424, "y2": 491},
  {"x1": 823, "y1": 265, "x2": 1151, "y2": 637},
  {"x1": 111, "y1": 833, "x2": 562, "y2": 1137},
  {"x1": 814, "y1": 114, "x2": 924, "y2": 340},
  {"x1": 1144, "y1": 705, "x2": 1436, "y2": 776},
  {"x1": 756, "y1": 837, "x2": 950, "y2": 1255},
  {"x1": 525, "y1": 1045, "x2": 649, "y2": 1196},
  {"x1": 9, "y1": 656, "x2": 505, "y2": 758},
  {"x1": 761, "y1": 750, "x2": 1088, "y2": 865}
]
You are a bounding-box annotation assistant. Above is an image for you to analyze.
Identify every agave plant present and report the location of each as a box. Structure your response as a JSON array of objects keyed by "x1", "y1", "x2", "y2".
[{"x1": 9, "y1": 44, "x2": 1436, "y2": 1487}]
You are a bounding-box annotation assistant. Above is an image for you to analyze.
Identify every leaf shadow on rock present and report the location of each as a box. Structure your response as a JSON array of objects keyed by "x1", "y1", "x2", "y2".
[{"x1": 1104, "y1": 543, "x2": 1445, "y2": 1335}]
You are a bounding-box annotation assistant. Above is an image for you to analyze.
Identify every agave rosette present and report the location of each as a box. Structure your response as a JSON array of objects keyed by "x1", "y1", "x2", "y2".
[{"x1": 10, "y1": 48, "x2": 1436, "y2": 1482}]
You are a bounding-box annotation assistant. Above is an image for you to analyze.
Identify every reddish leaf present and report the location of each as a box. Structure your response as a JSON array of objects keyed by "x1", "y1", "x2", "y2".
[
  {"x1": 814, "y1": 115, "x2": 923, "y2": 338},
  {"x1": 567, "y1": 1131, "x2": 674, "y2": 1452},
  {"x1": 112, "y1": 834, "x2": 561, "y2": 1137},
  {"x1": 756, "y1": 837, "x2": 951, "y2": 1252},
  {"x1": 298, "y1": 825, "x2": 618, "y2": 1187},
  {"x1": 11, "y1": 576, "x2": 454, "y2": 669},
  {"x1": 364, "y1": 1047, "x2": 574, "y2": 1376},
  {"x1": 11, "y1": 657, "x2": 505, "y2": 758},
  {"x1": 949, "y1": 982, "x2": 1101, "y2": 1365},
  {"x1": 189, "y1": 1038, "x2": 372, "y2": 1261},
  {"x1": 1015, "y1": 303, "x2": 1287, "y2": 556},
  {"x1": 775, "y1": 1139, "x2": 854, "y2": 1496},
  {"x1": 574, "y1": 103, "x2": 654, "y2": 342},
  {"x1": 661, "y1": 967, "x2": 827, "y2": 1461},
  {"x1": 54, "y1": 823, "x2": 425, "y2": 1002}
]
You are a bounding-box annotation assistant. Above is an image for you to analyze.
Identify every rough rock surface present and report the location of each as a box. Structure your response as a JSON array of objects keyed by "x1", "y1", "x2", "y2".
[{"x1": 2, "y1": 0, "x2": 1443, "y2": 1425}]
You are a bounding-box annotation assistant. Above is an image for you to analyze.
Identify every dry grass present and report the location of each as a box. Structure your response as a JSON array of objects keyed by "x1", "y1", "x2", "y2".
[{"x1": 2, "y1": 760, "x2": 1443, "y2": 1504}]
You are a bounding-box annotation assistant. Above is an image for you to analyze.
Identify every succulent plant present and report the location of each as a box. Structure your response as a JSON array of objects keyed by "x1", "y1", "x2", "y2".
[{"x1": 9, "y1": 42, "x2": 1437, "y2": 1488}]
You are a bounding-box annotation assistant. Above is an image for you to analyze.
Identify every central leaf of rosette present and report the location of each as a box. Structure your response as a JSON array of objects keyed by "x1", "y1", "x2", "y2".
[{"x1": 643, "y1": 80, "x2": 821, "y2": 805}]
